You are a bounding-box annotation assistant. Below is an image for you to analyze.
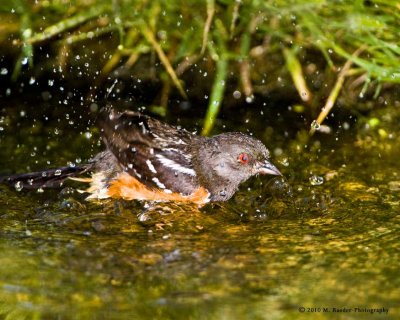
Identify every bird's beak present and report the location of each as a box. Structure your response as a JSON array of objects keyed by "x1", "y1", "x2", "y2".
[{"x1": 258, "y1": 160, "x2": 282, "y2": 176}]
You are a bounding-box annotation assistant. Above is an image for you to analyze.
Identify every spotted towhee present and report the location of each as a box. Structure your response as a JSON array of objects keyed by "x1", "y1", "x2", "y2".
[{"x1": 1, "y1": 108, "x2": 281, "y2": 205}]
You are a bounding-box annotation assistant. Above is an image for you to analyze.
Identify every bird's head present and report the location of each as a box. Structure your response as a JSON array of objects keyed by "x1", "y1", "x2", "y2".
[{"x1": 194, "y1": 132, "x2": 281, "y2": 201}]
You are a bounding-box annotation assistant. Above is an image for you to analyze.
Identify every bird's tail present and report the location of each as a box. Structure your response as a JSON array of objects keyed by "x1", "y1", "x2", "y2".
[{"x1": 0, "y1": 164, "x2": 93, "y2": 190}]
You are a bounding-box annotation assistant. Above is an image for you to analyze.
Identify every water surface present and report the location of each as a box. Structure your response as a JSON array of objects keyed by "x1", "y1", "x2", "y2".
[{"x1": 0, "y1": 101, "x2": 399, "y2": 319}]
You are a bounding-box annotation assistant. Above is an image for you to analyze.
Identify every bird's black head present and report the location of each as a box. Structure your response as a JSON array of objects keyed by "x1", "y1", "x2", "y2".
[{"x1": 193, "y1": 132, "x2": 281, "y2": 201}]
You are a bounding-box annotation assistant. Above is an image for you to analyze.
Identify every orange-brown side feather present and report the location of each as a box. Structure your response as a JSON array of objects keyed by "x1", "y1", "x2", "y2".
[{"x1": 106, "y1": 172, "x2": 210, "y2": 205}]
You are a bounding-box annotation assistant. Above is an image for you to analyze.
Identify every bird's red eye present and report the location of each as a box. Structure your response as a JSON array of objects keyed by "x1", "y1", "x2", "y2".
[{"x1": 238, "y1": 153, "x2": 249, "y2": 164}]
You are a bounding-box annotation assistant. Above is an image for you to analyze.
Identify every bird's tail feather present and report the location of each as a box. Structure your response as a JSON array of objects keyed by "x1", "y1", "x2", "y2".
[{"x1": 0, "y1": 164, "x2": 92, "y2": 190}]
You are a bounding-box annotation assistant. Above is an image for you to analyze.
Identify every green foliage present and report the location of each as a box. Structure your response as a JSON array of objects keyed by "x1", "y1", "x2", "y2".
[{"x1": 1, "y1": 0, "x2": 399, "y2": 132}]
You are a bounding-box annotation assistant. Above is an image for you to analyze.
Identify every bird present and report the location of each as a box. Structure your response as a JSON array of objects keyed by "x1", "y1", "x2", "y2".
[{"x1": 0, "y1": 108, "x2": 281, "y2": 205}]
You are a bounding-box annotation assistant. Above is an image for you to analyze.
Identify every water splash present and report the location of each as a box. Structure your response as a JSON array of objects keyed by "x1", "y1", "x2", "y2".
[
  {"x1": 14, "y1": 181, "x2": 23, "y2": 192},
  {"x1": 309, "y1": 175, "x2": 324, "y2": 186}
]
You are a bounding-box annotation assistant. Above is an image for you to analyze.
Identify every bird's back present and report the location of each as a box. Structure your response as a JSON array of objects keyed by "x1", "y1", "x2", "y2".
[{"x1": 98, "y1": 109, "x2": 202, "y2": 196}]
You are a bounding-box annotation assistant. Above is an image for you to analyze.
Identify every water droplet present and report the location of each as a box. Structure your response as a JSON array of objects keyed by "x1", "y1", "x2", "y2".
[
  {"x1": 90, "y1": 103, "x2": 98, "y2": 112},
  {"x1": 68, "y1": 162, "x2": 76, "y2": 168},
  {"x1": 37, "y1": 188, "x2": 44, "y2": 193},
  {"x1": 245, "y1": 95, "x2": 254, "y2": 103},
  {"x1": 220, "y1": 190, "x2": 227, "y2": 197},
  {"x1": 21, "y1": 57, "x2": 29, "y2": 65},
  {"x1": 22, "y1": 28, "x2": 32, "y2": 38},
  {"x1": 29, "y1": 77, "x2": 36, "y2": 84},
  {"x1": 310, "y1": 120, "x2": 320, "y2": 131},
  {"x1": 157, "y1": 30, "x2": 167, "y2": 40},
  {"x1": 281, "y1": 158, "x2": 289, "y2": 167},
  {"x1": 48, "y1": 79, "x2": 54, "y2": 86},
  {"x1": 54, "y1": 169, "x2": 62, "y2": 176},
  {"x1": 0, "y1": 68, "x2": 8, "y2": 75},
  {"x1": 84, "y1": 132, "x2": 92, "y2": 139},
  {"x1": 233, "y1": 90, "x2": 241, "y2": 99},
  {"x1": 309, "y1": 175, "x2": 324, "y2": 186},
  {"x1": 14, "y1": 181, "x2": 23, "y2": 192}
]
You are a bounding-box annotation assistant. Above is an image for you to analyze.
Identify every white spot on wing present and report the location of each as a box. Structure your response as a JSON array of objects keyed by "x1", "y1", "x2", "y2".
[
  {"x1": 146, "y1": 160, "x2": 157, "y2": 174},
  {"x1": 139, "y1": 121, "x2": 147, "y2": 134},
  {"x1": 133, "y1": 169, "x2": 141, "y2": 178},
  {"x1": 164, "y1": 148, "x2": 179, "y2": 153},
  {"x1": 152, "y1": 177, "x2": 166, "y2": 189},
  {"x1": 155, "y1": 154, "x2": 196, "y2": 176}
]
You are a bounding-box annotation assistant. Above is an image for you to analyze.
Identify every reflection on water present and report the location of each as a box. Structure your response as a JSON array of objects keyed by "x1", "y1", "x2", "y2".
[{"x1": 0, "y1": 105, "x2": 399, "y2": 319}]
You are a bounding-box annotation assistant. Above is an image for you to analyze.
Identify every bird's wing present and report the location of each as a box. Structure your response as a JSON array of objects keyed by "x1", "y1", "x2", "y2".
[{"x1": 98, "y1": 109, "x2": 199, "y2": 195}]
